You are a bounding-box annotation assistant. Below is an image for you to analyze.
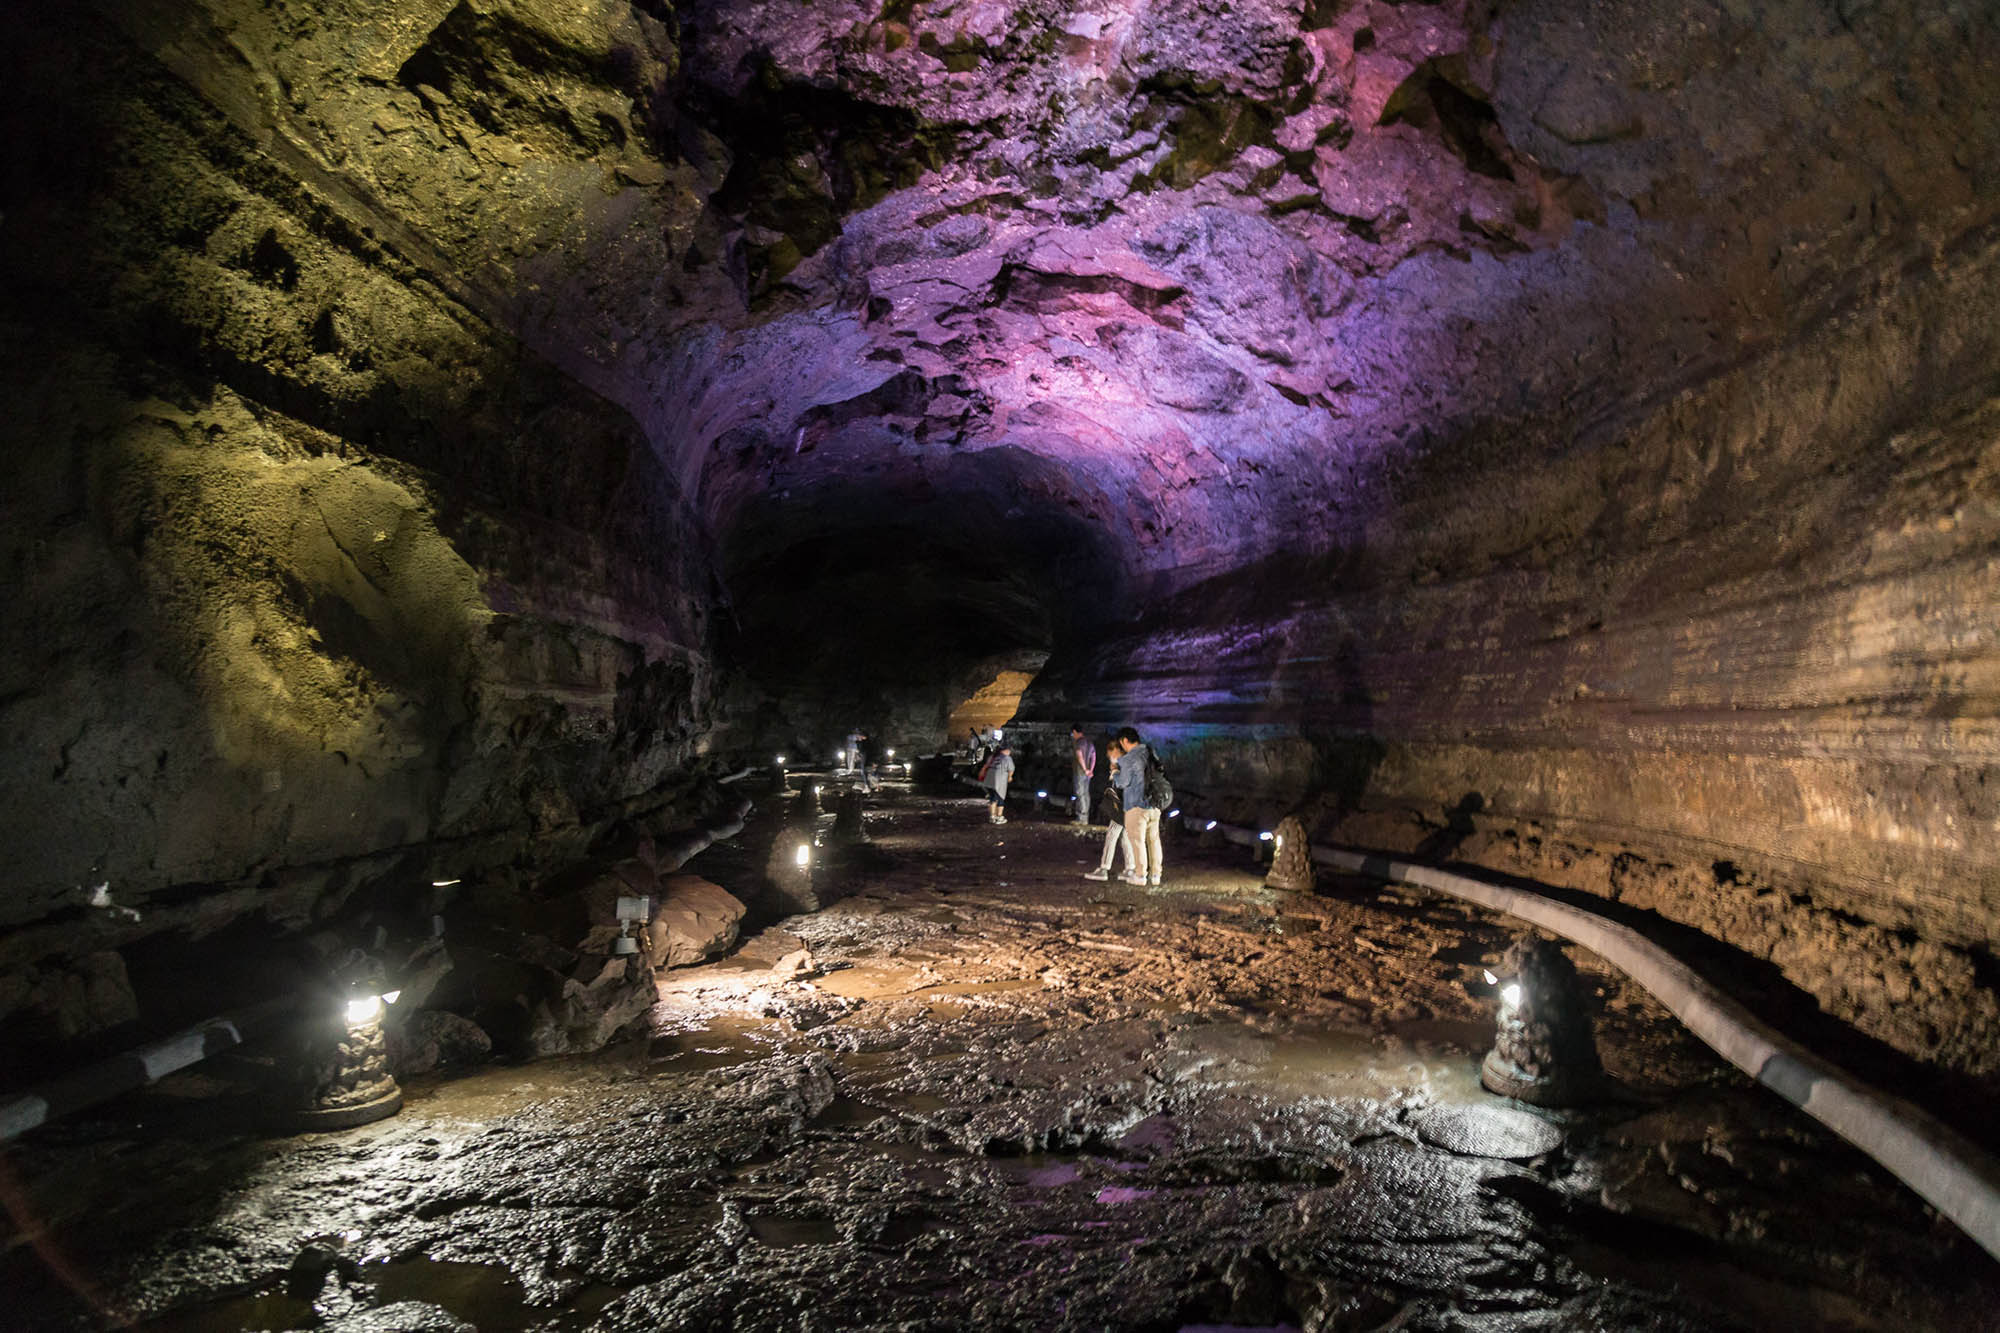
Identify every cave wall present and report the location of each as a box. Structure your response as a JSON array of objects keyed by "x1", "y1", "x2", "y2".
[
  {"x1": 0, "y1": 4, "x2": 717, "y2": 1011},
  {"x1": 1024, "y1": 226, "x2": 2000, "y2": 1069},
  {"x1": 960, "y1": 1, "x2": 2000, "y2": 1076}
]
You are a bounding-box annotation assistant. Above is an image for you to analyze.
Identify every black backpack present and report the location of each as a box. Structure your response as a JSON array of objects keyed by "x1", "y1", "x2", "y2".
[{"x1": 1142, "y1": 745, "x2": 1173, "y2": 810}]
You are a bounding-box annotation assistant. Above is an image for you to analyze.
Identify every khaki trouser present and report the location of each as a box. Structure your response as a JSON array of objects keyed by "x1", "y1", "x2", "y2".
[{"x1": 1123, "y1": 807, "x2": 1163, "y2": 881}]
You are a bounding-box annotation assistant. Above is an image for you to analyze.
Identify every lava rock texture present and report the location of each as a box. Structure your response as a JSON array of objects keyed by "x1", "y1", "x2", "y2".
[{"x1": 3, "y1": 0, "x2": 1999, "y2": 1074}]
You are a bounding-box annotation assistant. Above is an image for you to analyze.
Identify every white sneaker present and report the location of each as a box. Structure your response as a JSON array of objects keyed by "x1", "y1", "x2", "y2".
[
  {"x1": 1083, "y1": 868, "x2": 1109, "y2": 881},
  {"x1": 994, "y1": 817, "x2": 1007, "y2": 825},
  {"x1": 1147, "y1": 876, "x2": 1162, "y2": 886},
  {"x1": 1119, "y1": 873, "x2": 1145, "y2": 886}
]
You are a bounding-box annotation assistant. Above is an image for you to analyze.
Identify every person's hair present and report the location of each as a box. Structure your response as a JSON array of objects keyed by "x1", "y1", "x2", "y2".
[
  {"x1": 1115, "y1": 726, "x2": 1140, "y2": 745},
  {"x1": 1070, "y1": 723, "x2": 1083, "y2": 734}
]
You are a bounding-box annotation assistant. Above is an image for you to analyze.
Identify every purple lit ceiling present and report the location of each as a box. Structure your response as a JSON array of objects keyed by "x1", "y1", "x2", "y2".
[{"x1": 620, "y1": 0, "x2": 1986, "y2": 610}]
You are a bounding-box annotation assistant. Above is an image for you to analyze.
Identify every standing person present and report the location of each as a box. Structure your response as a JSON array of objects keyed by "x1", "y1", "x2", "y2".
[
  {"x1": 1111, "y1": 727, "x2": 1164, "y2": 886},
  {"x1": 1068, "y1": 724, "x2": 1097, "y2": 826},
  {"x1": 856, "y1": 730, "x2": 877, "y2": 792},
  {"x1": 985, "y1": 742, "x2": 1015, "y2": 825},
  {"x1": 1082, "y1": 753, "x2": 1134, "y2": 881},
  {"x1": 845, "y1": 728, "x2": 864, "y2": 774}
]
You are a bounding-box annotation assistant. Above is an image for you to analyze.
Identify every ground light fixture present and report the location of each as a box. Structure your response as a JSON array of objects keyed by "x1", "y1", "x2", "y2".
[
  {"x1": 795, "y1": 842, "x2": 811, "y2": 868},
  {"x1": 1479, "y1": 937, "x2": 1603, "y2": 1106},
  {"x1": 1265, "y1": 816, "x2": 1315, "y2": 892},
  {"x1": 294, "y1": 957, "x2": 403, "y2": 1131},
  {"x1": 775, "y1": 754, "x2": 786, "y2": 765}
]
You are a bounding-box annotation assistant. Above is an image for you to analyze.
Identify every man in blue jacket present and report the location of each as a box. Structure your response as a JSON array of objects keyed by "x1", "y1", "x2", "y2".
[{"x1": 1110, "y1": 727, "x2": 1162, "y2": 885}]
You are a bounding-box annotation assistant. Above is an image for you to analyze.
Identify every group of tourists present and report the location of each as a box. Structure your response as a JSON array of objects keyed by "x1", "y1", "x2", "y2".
[
  {"x1": 1080, "y1": 725, "x2": 1168, "y2": 887},
  {"x1": 974, "y1": 724, "x2": 1170, "y2": 885}
]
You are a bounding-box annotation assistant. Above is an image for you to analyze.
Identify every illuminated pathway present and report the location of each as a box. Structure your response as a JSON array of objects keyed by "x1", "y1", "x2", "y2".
[{"x1": 5, "y1": 787, "x2": 1997, "y2": 1331}]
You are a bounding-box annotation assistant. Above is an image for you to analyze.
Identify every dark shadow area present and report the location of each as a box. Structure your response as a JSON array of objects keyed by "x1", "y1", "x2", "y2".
[
  {"x1": 1414, "y1": 792, "x2": 1487, "y2": 863},
  {"x1": 717, "y1": 448, "x2": 1129, "y2": 750}
]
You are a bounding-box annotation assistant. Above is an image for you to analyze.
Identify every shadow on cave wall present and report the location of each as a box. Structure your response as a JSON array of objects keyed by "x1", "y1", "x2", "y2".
[{"x1": 1415, "y1": 792, "x2": 1487, "y2": 864}]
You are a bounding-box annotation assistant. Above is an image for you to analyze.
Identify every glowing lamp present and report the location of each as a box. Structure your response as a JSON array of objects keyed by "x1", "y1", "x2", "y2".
[
  {"x1": 1480, "y1": 937, "x2": 1603, "y2": 1106},
  {"x1": 776, "y1": 754, "x2": 786, "y2": 765},
  {"x1": 1259, "y1": 831, "x2": 1274, "y2": 841},
  {"x1": 381, "y1": 990, "x2": 402, "y2": 1006},
  {"x1": 1205, "y1": 820, "x2": 1218, "y2": 831},
  {"x1": 344, "y1": 995, "x2": 383, "y2": 1027},
  {"x1": 430, "y1": 878, "x2": 460, "y2": 887},
  {"x1": 886, "y1": 748, "x2": 895, "y2": 758},
  {"x1": 1037, "y1": 790, "x2": 1049, "y2": 799},
  {"x1": 1166, "y1": 808, "x2": 1180, "y2": 819},
  {"x1": 794, "y1": 843, "x2": 811, "y2": 868},
  {"x1": 1483, "y1": 969, "x2": 1499, "y2": 985}
]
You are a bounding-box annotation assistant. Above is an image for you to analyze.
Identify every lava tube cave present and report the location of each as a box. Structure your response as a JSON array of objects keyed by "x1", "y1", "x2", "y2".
[{"x1": 3, "y1": 1, "x2": 1999, "y2": 1330}]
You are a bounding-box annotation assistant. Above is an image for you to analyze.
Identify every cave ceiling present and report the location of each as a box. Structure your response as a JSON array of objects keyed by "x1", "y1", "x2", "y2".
[{"x1": 66, "y1": 0, "x2": 2000, "y2": 650}]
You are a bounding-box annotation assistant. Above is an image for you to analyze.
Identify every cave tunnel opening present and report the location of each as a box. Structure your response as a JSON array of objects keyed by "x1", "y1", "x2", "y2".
[
  {"x1": 709, "y1": 444, "x2": 1132, "y2": 761},
  {"x1": 4, "y1": 0, "x2": 2000, "y2": 1327}
]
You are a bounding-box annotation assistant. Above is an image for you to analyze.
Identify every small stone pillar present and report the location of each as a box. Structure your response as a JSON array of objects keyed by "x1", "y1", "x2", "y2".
[
  {"x1": 770, "y1": 762, "x2": 790, "y2": 795},
  {"x1": 832, "y1": 789, "x2": 869, "y2": 844},
  {"x1": 765, "y1": 834, "x2": 820, "y2": 915},
  {"x1": 1480, "y1": 936, "x2": 1603, "y2": 1106},
  {"x1": 1264, "y1": 816, "x2": 1315, "y2": 893},
  {"x1": 289, "y1": 1000, "x2": 403, "y2": 1131},
  {"x1": 788, "y1": 783, "x2": 822, "y2": 824}
]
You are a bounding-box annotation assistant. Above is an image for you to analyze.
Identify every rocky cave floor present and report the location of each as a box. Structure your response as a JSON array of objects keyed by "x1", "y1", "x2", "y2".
[{"x1": 4, "y1": 788, "x2": 1998, "y2": 1333}]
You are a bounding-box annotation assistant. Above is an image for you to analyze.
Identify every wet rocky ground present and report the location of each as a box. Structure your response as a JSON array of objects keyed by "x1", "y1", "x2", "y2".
[{"x1": 3, "y1": 786, "x2": 1996, "y2": 1332}]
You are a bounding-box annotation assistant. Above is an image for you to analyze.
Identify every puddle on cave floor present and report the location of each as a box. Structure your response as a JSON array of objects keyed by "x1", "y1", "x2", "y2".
[
  {"x1": 138, "y1": 1257, "x2": 622, "y2": 1333},
  {"x1": 645, "y1": 1015, "x2": 796, "y2": 1070}
]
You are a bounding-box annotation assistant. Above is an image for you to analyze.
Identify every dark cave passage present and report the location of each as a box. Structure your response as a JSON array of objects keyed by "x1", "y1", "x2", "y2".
[{"x1": 4, "y1": 0, "x2": 2000, "y2": 1328}]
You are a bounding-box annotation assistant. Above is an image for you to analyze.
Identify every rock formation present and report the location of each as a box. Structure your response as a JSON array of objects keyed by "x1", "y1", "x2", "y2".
[{"x1": 2, "y1": 0, "x2": 1997, "y2": 1076}]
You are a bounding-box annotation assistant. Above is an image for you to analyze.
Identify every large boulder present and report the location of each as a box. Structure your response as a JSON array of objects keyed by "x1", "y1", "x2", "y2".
[
  {"x1": 525, "y1": 955, "x2": 655, "y2": 1057},
  {"x1": 647, "y1": 874, "x2": 747, "y2": 969}
]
